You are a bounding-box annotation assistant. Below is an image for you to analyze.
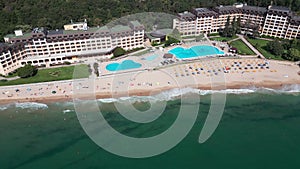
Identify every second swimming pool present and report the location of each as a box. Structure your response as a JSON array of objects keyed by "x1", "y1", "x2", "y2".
[
  {"x1": 169, "y1": 45, "x2": 224, "y2": 59},
  {"x1": 106, "y1": 60, "x2": 142, "y2": 71}
]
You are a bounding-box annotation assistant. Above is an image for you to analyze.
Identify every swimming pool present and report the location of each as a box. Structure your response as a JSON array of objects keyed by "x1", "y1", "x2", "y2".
[
  {"x1": 144, "y1": 55, "x2": 158, "y2": 61},
  {"x1": 169, "y1": 45, "x2": 224, "y2": 59},
  {"x1": 106, "y1": 60, "x2": 142, "y2": 71}
]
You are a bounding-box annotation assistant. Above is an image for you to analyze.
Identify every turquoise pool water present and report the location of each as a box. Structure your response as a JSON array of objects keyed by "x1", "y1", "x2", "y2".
[
  {"x1": 106, "y1": 60, "x2": 142, "y2": 71},
  {"x1": 144, "y1": 55, "x2": 158, "y2": 61},
  {"x1": 169, "y1": 45, "x2": 225, "y2": 59}
]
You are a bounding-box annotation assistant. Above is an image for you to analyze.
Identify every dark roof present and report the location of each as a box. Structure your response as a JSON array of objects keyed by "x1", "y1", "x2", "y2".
[
  {"x1": 0, "y1": 43, "x2": 7, "y2": 48},
  {"x1": 47, "y1": 29, "x2": 64, "y2": 36},
  {"x1": 178, "y1": 11, "x2": 196, "y2": 21},
  {"x1": 212, "y1": 5, "x2": 243, "y2": 14},
  {"x1": 269, "y1": 6, "x2": 290, "y2": 12},
  {"x1": 0, "y1": 43, "x2": 25, "y2": 54},
  {"x1": 290, "y1": 14, "x2": 300, "y2": 25},
  {"x1": 268, "y1": 6, "x2": 291, "y2": 16},
  {"x1": 242, "y1": 6, "x2": 267, "y2": 15},
  {"x1": 192, "y1": 8, "x2": 218, "y2": 17},
  {"x1": 150, "y1": 32, "x2": 165, "y2": 38}
]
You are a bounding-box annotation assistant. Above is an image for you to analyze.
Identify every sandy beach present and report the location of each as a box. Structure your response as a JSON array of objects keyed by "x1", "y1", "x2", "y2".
[{"x1": 0, "y1": 57, "x2": 299, "y2": 104}]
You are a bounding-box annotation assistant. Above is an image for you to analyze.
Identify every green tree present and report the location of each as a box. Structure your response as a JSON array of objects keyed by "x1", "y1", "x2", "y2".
[
  {"x1": 164, "y1": 36, "x2": 180, "y2": 47},
  {"x1": 252, "y1": 25, "x2": 260, "y2": 38},
  {"x1": 290, "y1": 39, "x2": 300, "y2": 50},
  {"x1": 17, "y1": 64, "x2": 37, "y2": 78},
  {"x1": 113, "y1": 47, "x2": 126, "y2": 57},
  {"x1": 236, "y1": 16, "x2": 241, "y2": 34},
  {"x1": 37, "y1": 17, "x2": 51, "y2": 28},
  {"x1": 231, "y1": 16, "x2": 237, "y2": 35},
  {"x1": 222, "y1": 16, "x2": 231, "y2": 37},
  {"x1": 15, "y1": 25, "x2": 32, "y2": 32},
  {"x1": 288, "y1": 48, "x2": 300, "y2": 61},
  {"x1": 267, "y1": 40, "x2": 284, "y2": 56},
  {"x1": 168, "y1": 28, "x2": 181, "y2": 41},
  {"x1": 244, "y1": 19, "x2": 251, "y2": 36}
]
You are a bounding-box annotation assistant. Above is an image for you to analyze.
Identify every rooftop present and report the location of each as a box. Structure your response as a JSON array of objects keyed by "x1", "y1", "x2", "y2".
[
  {"x1": 148, "y1": 29, "x2": 173, "y2": 38},
  {"x1": 269, "y1": 5, "x2": 290, "y2": 12},
  {"x1": 4, "y1": 20, "x2": 143, "y2": 41},
  {"x1": 62, "y1": 27, "x2": 100, "y2": 35},
  {"x1": 110, "y1": 25, "x2": 132, "y2": 34},
  {"x1": 243, "y1": 5, "x2": 267, "y2": 13},
  {"x1": 129, "y1": 21, "x2": 143, "y2": 28},
  {"x1": 4, "y1": 32, "x2": 33, "y2": 39},
  {"x1": 192, "y1": 8, "x2": 218, "y2": 17},
  {"x1": 194, "y1": 8, "x2": 211, "y2": 13},
  {"x1": 211, "y1": 5, "x2": 244, "y2": 15},
  {"x1": 64, "y1": 22, "x2": 86, "y2": 26},
  {"x1": 178, "y1": 11, "x2": 196, "y2": 21}
]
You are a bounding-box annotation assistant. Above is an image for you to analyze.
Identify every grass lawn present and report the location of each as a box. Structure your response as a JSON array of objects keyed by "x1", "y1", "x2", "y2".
[
  {"x1": 229, "y1": 39, "x2": 255, "y2": 55},
  {"x1": 0, "y1": 64, "x2": 90, "y2": 86},
  {"x1": 5, "y1": 72, "x2": 18, "y2": 78},
  {"x1": 209, "y1": 35, "x2": 238, "y2": 42},
  {"x1": 247, "y1": 38, "x2": 284, "y2": 60},
  {"x1": 133, "y1": 49, "x2": 150, "y2": 56}
]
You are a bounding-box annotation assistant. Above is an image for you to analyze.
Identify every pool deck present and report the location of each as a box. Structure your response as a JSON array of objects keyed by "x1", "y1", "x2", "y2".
[{"x1": 99, "y1": 41, "x2": 232, "y2": 76}]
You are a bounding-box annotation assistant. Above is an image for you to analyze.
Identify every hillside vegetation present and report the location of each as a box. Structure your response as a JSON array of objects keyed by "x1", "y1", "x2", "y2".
[{"x1": 0, "y1": 0, "x2": 299, "y2": 41}]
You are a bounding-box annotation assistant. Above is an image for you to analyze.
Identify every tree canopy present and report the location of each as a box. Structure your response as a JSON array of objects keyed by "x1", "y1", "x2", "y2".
[
  {"x1": 0, "y1": 0, "x2": 299, "y2": 41},
  {"x1": 267, "y1": 40, "x2": 284, "y2": 56},
  {"x1": 17, "y1": 64, "x2": 38, "y2": 78},
  {"x1": 113, "y1": 47, "x2": 126, "y2": 58}
]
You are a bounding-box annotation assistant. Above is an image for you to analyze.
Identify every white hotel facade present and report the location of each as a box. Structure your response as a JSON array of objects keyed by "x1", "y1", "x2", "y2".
[
  {"x1": 0, "y1": 21, "x2": 144, "y2": 75},
  {"x1": 173, "y1": 4, "x2": 300, "y2": 39}
]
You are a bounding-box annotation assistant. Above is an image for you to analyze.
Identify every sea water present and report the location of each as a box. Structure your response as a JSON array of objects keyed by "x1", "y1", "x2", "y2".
[{"x1": 0, "y1": 87, "x2": 300, "y2": 169}]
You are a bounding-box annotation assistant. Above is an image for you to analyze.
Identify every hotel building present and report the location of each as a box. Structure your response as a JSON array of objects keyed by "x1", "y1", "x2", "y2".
[
  {"x1": 173, "y1": 4, "x2": 300, "y2": 39},
  {"x1": 0, "y1": 21, "x2": 144, "y2": 75}
]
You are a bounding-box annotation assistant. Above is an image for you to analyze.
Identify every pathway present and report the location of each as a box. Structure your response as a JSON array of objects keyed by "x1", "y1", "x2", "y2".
[
  {"x1": 0, "y1": 75, "x2": 20, "y2": 81},
  {"x1": 238, "y1": 35, "x2": 265, "y2": 59},
  {"x1": 228, "y1": 37, "x2": 241, "y2": 43}
]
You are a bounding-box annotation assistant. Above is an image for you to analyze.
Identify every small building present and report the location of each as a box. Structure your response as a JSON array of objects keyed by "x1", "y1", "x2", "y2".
[
  {"x1": 163, "y1": 53, "x2": 174, "y2": 59},
  {"x1": 146, "y1": 29, "x2": 173, "y2": 43},
  {"x1": 64, "y1": 19, "x2": 88, "y2": 31},
  {"x1": 229, "y1": 47, "x2": 237, "y2": 53}
]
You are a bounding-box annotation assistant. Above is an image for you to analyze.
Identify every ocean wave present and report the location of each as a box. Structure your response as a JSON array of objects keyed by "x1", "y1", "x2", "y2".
[
  {"x1": 96, "y1": 85, "x2": 300, "y2": 103},
  {"x1": 63, "y1": 109, "x2": 74, "y2": 114},
  {"x1": 0, "y1": 106, "x2": 8, "y2": 111},
  {"x1": 15, "y1": 102, "x2": 48, "y2": 109},
  {"x1": 278, "y1": 84, "x2": 300, "y2": 93}
]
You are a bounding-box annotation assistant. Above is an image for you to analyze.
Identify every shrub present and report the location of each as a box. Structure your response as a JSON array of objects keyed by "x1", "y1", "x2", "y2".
[
  {"x1": 64, "y1": 61, "x2": 71, "y2": 65},
  {"x1": 113, "y1": 47, "x2": 126, "y2": 58},
  {"x1": 17, "y1": 64, "x2": 38, "y2": 78}
]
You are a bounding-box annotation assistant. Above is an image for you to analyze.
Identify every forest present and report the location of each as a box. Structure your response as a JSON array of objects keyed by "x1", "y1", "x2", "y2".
[{"x1": 0, "y1": 0, "x2": 300, "y2": 41}]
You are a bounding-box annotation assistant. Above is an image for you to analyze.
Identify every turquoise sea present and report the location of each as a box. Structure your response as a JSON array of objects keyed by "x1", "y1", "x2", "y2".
[{"x1": 1, "y1": 88, "x2": 300, "y2": 169}]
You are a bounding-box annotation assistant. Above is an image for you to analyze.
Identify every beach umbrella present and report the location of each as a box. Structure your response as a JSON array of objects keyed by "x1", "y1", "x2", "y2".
[
  {"x1": 27, "y1": 88, "x2": 31, "y2": 91},
  {"x1": 52, "y1": 91, "x2": 57, "y2": 94}
]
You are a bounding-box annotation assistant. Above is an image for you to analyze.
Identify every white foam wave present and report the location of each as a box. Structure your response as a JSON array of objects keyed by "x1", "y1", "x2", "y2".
[
  {"x1": 0, "y1": 106, "x2": 8, "y2": 111},
  {"x1": 279, "y1": 84, "x2": 300, "y2": 93},
  {"x1": 15, "y1": 102, "x2": 48, "y2": 109},
  {"x1": 63, "y1": 109, "x2": 74, "y2": 114},
  {"x1": 97, "y1": 85, "x2": 300, "y2": 103}
]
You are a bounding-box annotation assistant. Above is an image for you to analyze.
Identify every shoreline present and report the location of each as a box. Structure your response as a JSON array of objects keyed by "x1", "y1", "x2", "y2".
[
  {"x1": 1, "y1": 58, "x2": 299, "y2": 105},
  {"x1": 1, "y1": 81, "x2": 299, "y2": 105}
]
